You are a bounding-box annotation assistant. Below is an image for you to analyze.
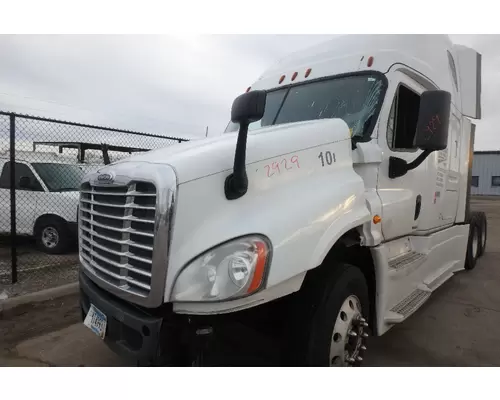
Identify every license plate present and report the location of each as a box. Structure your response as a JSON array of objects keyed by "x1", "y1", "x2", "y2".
[{"x1": 83, "y1": 304, "x2": 107, "y2": 339}]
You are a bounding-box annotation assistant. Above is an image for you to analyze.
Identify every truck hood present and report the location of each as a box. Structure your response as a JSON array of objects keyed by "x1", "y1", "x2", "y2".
[{"x1": 109, "y1": 119, "x2": 352, "y2": 184}]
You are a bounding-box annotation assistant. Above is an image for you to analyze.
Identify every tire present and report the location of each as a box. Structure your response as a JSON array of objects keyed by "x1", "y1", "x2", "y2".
[
  {"x1": 288, "y1": 262, "x2": 370, "y2": 367},
  {"x1": 464, "y1": 212, "x2": 481, "y2": 270},
  {"x1": 477, "y1": 211, "x2": 487, "y2": 257},
  {"x1": 35, "y1": 218, "x2": 71, "y2": 254}
]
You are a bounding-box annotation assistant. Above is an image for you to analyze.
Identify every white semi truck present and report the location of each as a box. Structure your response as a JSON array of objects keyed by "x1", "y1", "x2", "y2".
[{"x1": 78, "y1": 34, "x2": 487, "y2": 366}]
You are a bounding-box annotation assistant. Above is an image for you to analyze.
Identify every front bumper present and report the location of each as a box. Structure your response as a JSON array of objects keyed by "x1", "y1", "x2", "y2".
[
  {"x1": 79, "y1": 271, "x2": 187, "y2": 366},
  {"x1": 79, "y1": 271, "x2": 283, "y2": 366}
]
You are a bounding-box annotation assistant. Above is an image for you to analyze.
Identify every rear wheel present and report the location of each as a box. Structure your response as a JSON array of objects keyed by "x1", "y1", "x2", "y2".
[
  {"x1": 465, "y1": 212, "x2": 481, "y2": 270},
  {"x1": 477, "y1": 211, "x2": 487, "y2": 257},
  {"x1": 289, "y1": 263, "x2": 370, "y2": 366}
]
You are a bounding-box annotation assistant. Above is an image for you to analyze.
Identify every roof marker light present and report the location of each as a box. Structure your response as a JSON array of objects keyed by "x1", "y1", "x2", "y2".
[
  {"x1": 291, "y1": 72, "x2": 298, "y2": 81},
  {"x1": 367, "y1": 56, "x2": 374, "y2": 67},
  {"x1": 279, "y1": 75, "x2": 286, "y2": 84},
  {"x1": 305, "y1": 68, "x2": 312, "y2": 78}
]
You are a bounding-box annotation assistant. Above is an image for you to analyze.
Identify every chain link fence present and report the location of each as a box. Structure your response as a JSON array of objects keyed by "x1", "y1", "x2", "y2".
[{"x1": 0, "y1": 111, "x2": 189, "y2": 297}]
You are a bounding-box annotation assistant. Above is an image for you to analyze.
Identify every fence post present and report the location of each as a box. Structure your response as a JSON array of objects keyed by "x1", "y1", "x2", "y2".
[{"x1": 9, "y1": 113, "x2": 17, "y2": 284}]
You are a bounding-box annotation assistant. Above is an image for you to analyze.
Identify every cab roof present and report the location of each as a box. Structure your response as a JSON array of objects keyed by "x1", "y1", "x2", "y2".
[{"x1": 251, "y1": 34, "x2": 481, "y2": 119}]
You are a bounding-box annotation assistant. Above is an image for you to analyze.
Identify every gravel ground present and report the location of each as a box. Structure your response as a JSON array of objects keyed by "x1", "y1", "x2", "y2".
[
  {"x1": 0, "y1": 265, "x2": 78, "y2": 298},
  {"x1": 0, "y1": 236, "x2": 79, "y2": 298}
]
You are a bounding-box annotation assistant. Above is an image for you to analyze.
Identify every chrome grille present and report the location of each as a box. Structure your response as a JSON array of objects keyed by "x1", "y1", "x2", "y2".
[{"x1": 79, "y1": 180, "x2": 157, "y2": 298}]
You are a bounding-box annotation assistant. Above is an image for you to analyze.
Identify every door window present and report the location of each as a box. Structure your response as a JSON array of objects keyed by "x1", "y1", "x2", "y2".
[
  {"x1": 387, "y1": 85, "x2": 421, "y2": 151},
  {"x1": 0, "y1": 162, "x2": 44, "y2": 191}
]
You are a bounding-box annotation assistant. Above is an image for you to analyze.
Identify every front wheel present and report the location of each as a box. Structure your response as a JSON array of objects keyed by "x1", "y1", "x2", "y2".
[{"x1": 289, "y1": 263, "x2": 370, "y2": 366}]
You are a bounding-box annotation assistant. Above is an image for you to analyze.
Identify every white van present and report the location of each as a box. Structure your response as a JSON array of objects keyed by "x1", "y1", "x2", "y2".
[{"x1": 0, "y1": 151, "x2": 88, "y2": 254}]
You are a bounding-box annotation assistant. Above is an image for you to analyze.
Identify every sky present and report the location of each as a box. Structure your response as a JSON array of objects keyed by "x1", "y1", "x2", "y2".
[{"x1": 0, "y1": 34, "x2": 498, "y2": 150}]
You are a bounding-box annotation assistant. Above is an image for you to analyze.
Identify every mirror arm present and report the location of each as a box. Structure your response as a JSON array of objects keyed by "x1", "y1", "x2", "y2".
[
  {"x1": 225, "y1": 122, "x2": 249, "y2": 200},
  {"x1": 389, "y1": 150, "x2": 432, "y2": 179}
]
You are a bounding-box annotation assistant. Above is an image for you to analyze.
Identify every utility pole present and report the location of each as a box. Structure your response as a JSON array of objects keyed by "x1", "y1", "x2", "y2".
[{"x1": 205, "y1": 126, "x2": 209, "y2": 138}]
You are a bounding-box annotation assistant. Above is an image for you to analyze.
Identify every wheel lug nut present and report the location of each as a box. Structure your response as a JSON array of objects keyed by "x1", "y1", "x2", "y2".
[
  {"x1": 361, "y1": 322, "x2": 369, "y2": 327},
  {"x1": 361, "y1": 345, "x2": 367, "y2": 351},
  {"x1": 348, "y1": 331, "x2": 358, "y2": 337},
  {"x1": 359, "y1": 317, "x2": 366, "y2": 323},
  {"x1": 362, "y1": 332, "x2": 369, "y2": 338},
  {"x1": 347, "y1": 357, "x2": 355, "y2": 363},
  {"x1": 356, "y1": 356, "x2": 363, "y2": 362}
]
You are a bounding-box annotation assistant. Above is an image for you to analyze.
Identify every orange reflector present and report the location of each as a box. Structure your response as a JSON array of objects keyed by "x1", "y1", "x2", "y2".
[
  {"x1": 305, "y1": 68, "x2": 312, "y2": 78},
  {"x1": 291, "y1": 72, "x2": 298, "y2": 81},
  {"x1": 367, "y1": 56, "x2": 374, "y2": 67},
  {"x1": 279, "y1": 75, "x2": 285, "y2": 84},
  {"x1": 246, "y1": 86, "x2": 251, "y2": 93},
  {"x1": 373, "y1": 215, "x2": 381, "y2": 224},
  {"x1": 247, "y1": 241, "x2": 268, "y2": 294}
]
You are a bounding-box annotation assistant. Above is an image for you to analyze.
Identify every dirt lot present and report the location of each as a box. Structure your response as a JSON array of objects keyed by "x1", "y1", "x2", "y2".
[
  {"x1": 0, "y1": 237, "x2": 78, "y2": 297},
  {"x1": 0, "y1": 197, "x2": 499, "y2": 367}
]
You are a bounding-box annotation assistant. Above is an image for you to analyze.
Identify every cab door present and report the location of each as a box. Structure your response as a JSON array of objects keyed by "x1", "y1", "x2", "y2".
[{"x1": 376, "y1": 71, "x2": 428, "y2": 241}]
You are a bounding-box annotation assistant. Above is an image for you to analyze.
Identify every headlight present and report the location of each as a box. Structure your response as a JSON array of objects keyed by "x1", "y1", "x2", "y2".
[{"x1": 171, "y1": 235, "x2": 271, "y2": 302}]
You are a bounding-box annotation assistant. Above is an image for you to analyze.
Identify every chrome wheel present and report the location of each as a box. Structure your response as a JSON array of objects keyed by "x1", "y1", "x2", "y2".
[
  {"x1": 330, "y1": 295, "x2": 368, "y2": 367},
  {"x1": 41, "y1": 226, "x2": 59, "y2": 249}
]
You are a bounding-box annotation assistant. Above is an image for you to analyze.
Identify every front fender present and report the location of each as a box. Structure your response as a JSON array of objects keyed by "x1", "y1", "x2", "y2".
[
  {"x1": 167, "y1": 130, "x2": 370, "y2": 312},
  {"x1": 308, "y1": 193, "x2": 371, "y2": 270}
]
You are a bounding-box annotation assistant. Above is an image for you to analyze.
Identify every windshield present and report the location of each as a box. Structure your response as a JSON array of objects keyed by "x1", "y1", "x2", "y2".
[
  {"x1": 32, "y1": 163, "x2": 85, "y2": 192},
  {"x1": 225, "y1": 74, "x2": 385, "y2": 141}
]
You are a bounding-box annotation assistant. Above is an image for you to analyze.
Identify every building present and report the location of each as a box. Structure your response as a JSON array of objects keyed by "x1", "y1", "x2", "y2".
[{"x1": 471, "y1": 151, "x2": 500, "y2": 196}]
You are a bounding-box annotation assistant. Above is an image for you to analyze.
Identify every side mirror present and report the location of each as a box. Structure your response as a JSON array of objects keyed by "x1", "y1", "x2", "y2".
[
  {"x1": 389, "y1": 90, "x2": 451, "y2": 179},
  {"x1": 225, "y1": 90, "x2": 267, "y2": 200},
  {"x1": 414, "y1": 90, "x2": 451, "y2": 151},
  {"x1": 19, "y1": 176, "x2": 32, "y2": 189},
  {"x1": 231, "y1": 90, "x2": 267, "y2": 125}
]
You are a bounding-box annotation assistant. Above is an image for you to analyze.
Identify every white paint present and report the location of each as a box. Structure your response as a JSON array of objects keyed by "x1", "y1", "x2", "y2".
[{"x1": 164, "y1": 119, "x2": 373, "y2": 306}]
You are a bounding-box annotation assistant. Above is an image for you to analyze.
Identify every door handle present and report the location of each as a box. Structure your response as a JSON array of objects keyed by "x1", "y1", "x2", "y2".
[{"x1": 414, "y1": 194, "x2": 422, "y2": 220}]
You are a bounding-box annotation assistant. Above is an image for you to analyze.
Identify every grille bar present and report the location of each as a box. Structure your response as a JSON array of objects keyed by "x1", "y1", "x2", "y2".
[
  {"x1": 80, "y1": 225, "x2": 154, "y2": 251},
  {"x1": 81, "y1": 237, "x2": 152, "y2": 265},
  {"x1": 81, "y1": 208, "x2": 155, "y2": 224},
  {"x1": 81, "y1": 243, "x2": 152, "y2": 278},
  {"x1": 80, "y1": 216, "x2": 155, "y2": 237},
  {"x1": 81, "y1": 253, "x2": 151, "y2": 290},
  {"x1": 81, "y1": 189, "x2": 157, "y2": 197},
  {"x1": 80, "y1": 198, "x2": 156, "y2": 210}
]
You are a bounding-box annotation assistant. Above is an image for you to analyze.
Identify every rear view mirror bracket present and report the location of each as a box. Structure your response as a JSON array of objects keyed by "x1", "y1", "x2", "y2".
[{"x1": 389, "y1": 150, "x2": 431, "y2": 179}]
